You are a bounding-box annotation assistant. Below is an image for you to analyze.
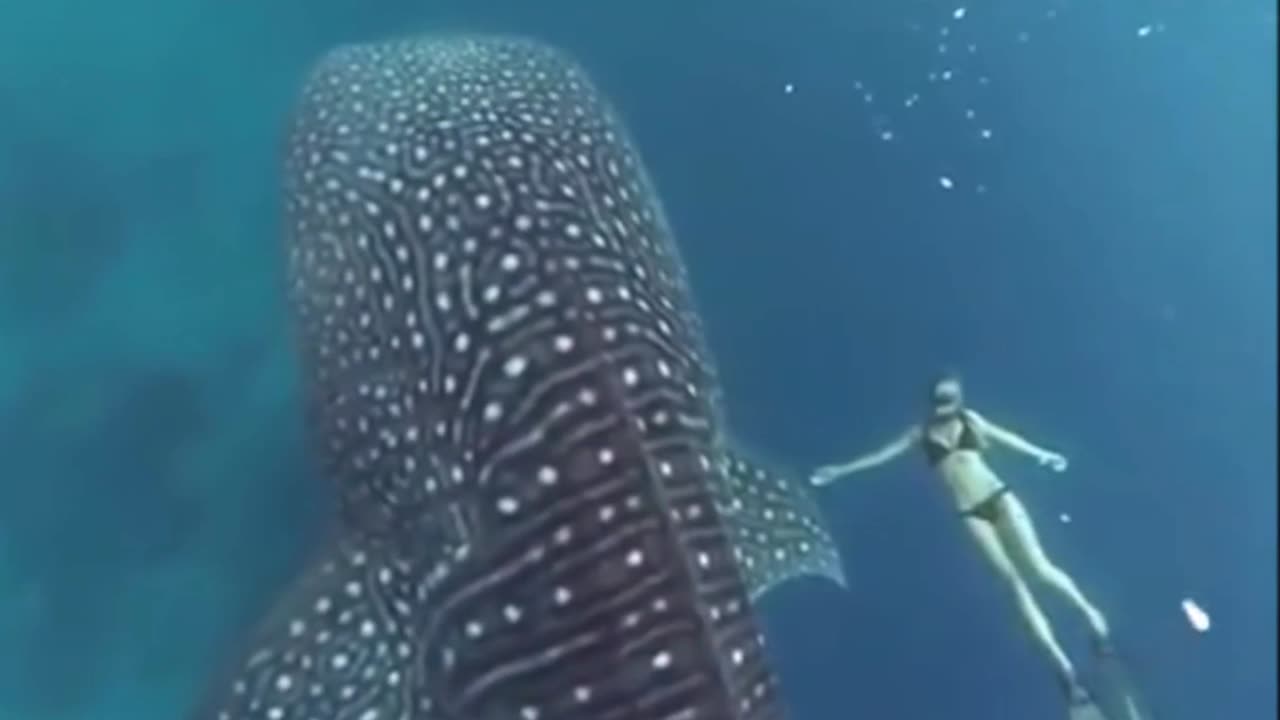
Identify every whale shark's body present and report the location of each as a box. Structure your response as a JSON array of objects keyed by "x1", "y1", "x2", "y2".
[{"x1": 195, "y1": 35, "x2": 843, "y2": 720}]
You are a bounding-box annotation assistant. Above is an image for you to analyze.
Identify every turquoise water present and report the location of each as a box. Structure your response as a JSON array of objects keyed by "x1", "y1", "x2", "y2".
[{"x1": 0, "y1": 1, "x2": 1273, "y2": 718}]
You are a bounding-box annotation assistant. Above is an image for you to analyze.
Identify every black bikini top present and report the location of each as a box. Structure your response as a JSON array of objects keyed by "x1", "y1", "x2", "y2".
[{"x1": 922, "y1": 410, "x2": 983, "y2": 465}]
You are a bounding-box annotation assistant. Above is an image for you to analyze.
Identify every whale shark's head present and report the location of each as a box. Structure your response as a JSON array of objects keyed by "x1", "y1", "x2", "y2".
[{"x1": 282, "y1": 36, "x2": 717, "y2": 547}]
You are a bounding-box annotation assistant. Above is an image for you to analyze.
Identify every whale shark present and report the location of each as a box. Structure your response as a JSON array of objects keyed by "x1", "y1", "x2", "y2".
[{"x1": 193, "y1": 34, "x2": 844, "y2": 720}]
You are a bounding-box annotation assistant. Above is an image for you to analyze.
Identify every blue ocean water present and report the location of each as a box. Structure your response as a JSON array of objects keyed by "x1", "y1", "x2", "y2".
[{"x1": 0, "y1": 1, "x2": 1273, "y2": 719}]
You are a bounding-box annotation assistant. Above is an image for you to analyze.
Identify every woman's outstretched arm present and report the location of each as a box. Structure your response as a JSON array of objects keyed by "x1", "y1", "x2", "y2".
[
  {"x1": 967, "y1": 410, "x2": 1068, "y2": 471},
  {"x1": 811, "y1": 426, "x2": 921, "y2": 486}
]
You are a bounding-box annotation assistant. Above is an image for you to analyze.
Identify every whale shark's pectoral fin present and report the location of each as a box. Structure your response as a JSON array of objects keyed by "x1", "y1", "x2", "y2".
[
  {"x1": 714, "y1": 448, "x2": 848, "y2": 601},
  {"x1": 191, "y1": 535, "x2": 424, "y2": 720}
]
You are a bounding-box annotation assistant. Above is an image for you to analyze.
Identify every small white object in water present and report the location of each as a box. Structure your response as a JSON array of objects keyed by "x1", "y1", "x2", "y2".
[
  {"x1": 784, "y1": 83, "x2": 795, "y2": 94},
  {"x1": 1181, "y1": 598, "x2": 1211, "y2": 632},
  {"x1": 953, "y1": 7, "x2": 967, "y2": 20},
  {"x1": 1059, "y1": 512, "x2": 1072, "y2": 524},
  {"x1": 939, "y1": 176, "x2": 954, "y2": 190},
  {"x1": 980, "y1": 128, "x2": 993, "y2": 139},
  {"x1": 965, "y1": 108, "x2": 975, "y2": 120},
  {"x1": 879, "y1": 129, "x2": 894, "y2": 142},
  {"x1": 941, "y1": 69, "x2": 953, "y2": 81}
]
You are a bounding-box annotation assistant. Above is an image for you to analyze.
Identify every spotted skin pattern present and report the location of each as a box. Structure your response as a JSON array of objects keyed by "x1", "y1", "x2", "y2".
[
  {"x1": 715, "y1": 451, "x2": 845, "y2": 601},
  {"x1": 194, "y1": 35, "x2": 844, "y2": 720}
]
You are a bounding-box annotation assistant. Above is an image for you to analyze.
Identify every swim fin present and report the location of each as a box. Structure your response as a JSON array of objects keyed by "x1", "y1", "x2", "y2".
[
  {"x1": 1086, "y1": 640, "x2": 1153, "y2": 720},
  {"x1": 1068, "y1": 697, "x2": 1109, "y2": 720},
  {"x1": 1066, "y1": 681, "x2": 1109, "y2": 720}
]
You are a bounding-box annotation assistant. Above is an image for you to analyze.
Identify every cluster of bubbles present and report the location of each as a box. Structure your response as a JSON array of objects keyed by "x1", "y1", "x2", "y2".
[{"x1": 781, "y1": 4, "x2": 1169, "y2": 194}]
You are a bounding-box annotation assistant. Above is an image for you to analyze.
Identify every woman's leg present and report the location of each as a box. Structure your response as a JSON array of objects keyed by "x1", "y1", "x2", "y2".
[
  {"x1": 962, "y1": 515, "x2": 1076, "y2": 681},
  {"x1": 997, "y1": 493, "x2": 1110, "y2": 639}
]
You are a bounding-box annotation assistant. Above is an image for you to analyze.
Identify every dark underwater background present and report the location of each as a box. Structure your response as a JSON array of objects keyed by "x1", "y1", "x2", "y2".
[{"x1": 0, "y1": 0, "x2": 1274, "y2": 718}]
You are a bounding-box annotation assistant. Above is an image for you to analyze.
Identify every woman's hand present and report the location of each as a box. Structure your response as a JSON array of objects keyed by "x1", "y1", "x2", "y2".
[
  {"x1": 1038, "y1": 451, "x2": 1069, "y2": 473},
  {"x1": 811, "y1": 465, "x2": 845, "y2": 486}
]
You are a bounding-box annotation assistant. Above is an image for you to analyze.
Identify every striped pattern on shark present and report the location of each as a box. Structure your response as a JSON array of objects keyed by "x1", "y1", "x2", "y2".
[{"x1": 193, "y1": 34, "x2": 843, "y2": 720}]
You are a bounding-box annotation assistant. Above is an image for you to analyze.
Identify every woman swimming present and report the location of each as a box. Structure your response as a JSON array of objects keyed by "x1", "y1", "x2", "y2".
[{"x1": 811, "y1": 373, "x2": 1111, "y2": 704}]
